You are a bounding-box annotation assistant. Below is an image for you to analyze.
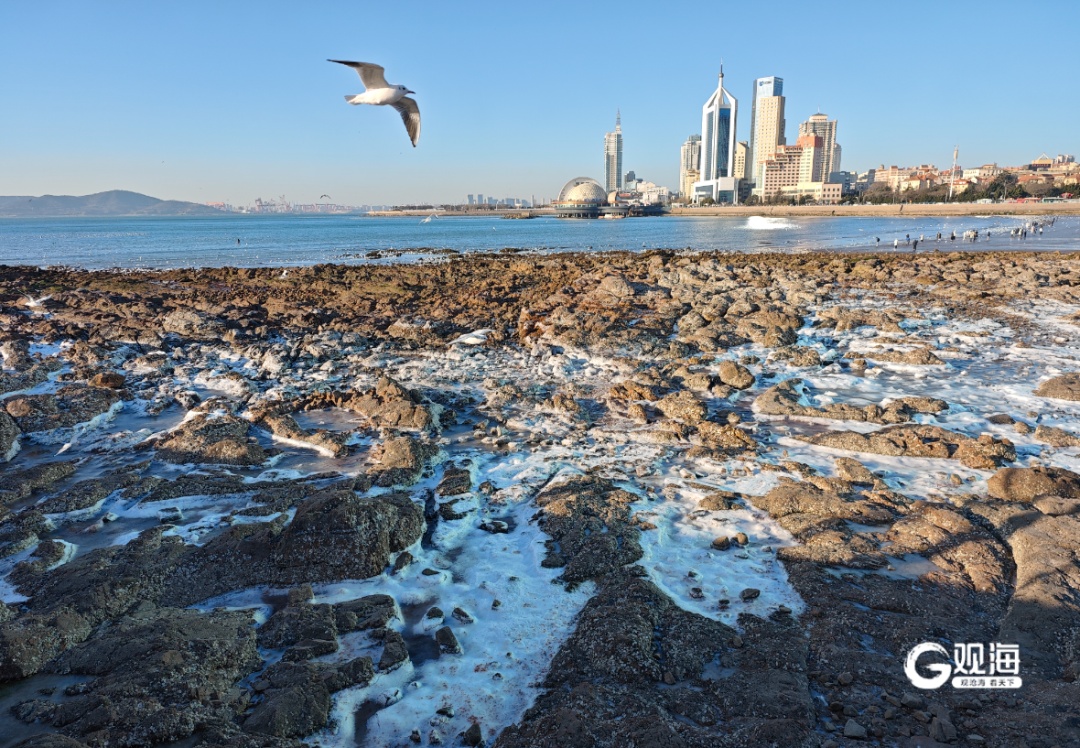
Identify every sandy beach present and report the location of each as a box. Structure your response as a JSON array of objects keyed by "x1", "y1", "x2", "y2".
[{"x1": 1, "y1": 249, "x2": 1079, "y2": 747}]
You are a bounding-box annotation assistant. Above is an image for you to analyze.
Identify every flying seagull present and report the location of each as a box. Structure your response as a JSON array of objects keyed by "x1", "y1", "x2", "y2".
[{"x1": 329, "y1": 59, "x2": 420, "y2": 147}]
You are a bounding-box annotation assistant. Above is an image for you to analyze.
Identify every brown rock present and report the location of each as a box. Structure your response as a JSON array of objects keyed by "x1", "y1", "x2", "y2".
[
  {"x1": 1033, "y1": 424, "x2": 1080, "y2": 447},
  {"x1": 717, "y1": 360, "x2": 755, "y2": 389},
  {"x1": 88, "y1": 371, "x2": 126, "y2": 389},
  {"x1": 986, "y1": 466, "x2": 1080, "y2": 502},
  {"x1": 1034, "y1": 372, "x2": 1080, "y2": 401}
]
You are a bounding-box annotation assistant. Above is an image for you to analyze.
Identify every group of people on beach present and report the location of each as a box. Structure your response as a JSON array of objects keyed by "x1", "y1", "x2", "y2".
[
  {"x1": 873, "y1": 216, "x2": 1056, "y2": 251},
  {"x1": 1008, "y1": 218, "x2": 1053, "y2": 240}
]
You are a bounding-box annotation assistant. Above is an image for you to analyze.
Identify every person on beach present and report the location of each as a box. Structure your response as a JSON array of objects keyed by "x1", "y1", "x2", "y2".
[
  {"x1": 913, "y1": 239, "x2": 918, "y2": 252},
  {"x1": 951, "y1": 231, "x2": 956, "y2": 241},
  {"x1": 894, "y1": 239, "x2": 899, "y2": 248}
]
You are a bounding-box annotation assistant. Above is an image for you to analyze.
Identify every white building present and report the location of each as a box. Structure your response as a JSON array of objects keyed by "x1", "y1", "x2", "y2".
[
  {"x1": 604, "y1": 111, "x2": 623, "y2": 192},
  {"x1": 692, "y1": 68, "x2": 740, "y2": 203}
]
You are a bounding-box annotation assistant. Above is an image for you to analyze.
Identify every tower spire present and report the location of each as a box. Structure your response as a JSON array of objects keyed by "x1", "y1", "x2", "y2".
[{"x1": 616, "y1": 109, "x2": 621, "y2": 130}]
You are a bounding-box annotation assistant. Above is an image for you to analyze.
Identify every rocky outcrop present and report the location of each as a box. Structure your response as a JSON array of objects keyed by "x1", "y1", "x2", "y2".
[
  {"x1": 534, "y1": 476, "x2": 642, "y2": 587},
  {"x1": 16, "y1": 607, "x2": 262, "y2": 747},
  {"x1": 755, "y1": 378, "x2": 947, "y2": 424},
  {"x1": 1033, "y1": 423, "x2": 1080, "y2": 447},
  {"x1": 161, "y1": 490, "x2": 424, "y2": 606},
  {"x1": 1034, "y1": 372, "x2": 1080, "y2": 401},
  {"x1": 857, "y1": 346, "x2": 944, "y2": 365},
  {"x1": 153, "y1": 412, "x2": 268, "y2": 466},
  {"x1": 308, "y1": 376, "x2": 434, "y2": 431},
  {"x1": 5, "y1": 385, "x2": 119, "y2": 433},
  {"x1": 244, "y1": 658, "x2": 374, "y2": 739},
  {"x1": 496, "y1": 572, "x2": 813, "y2": 747},
  {"x1": 367, "y1": 435, "x2": 439, "y2": 487},
  {"x1": 986, "y1": 465, "x2": 1080, "y2": 502},
  {"x1": 800, "y1": 424, "x2": 1015, "y2": 469},
  {"x1": 258, "y1": 413, "x2": 348, "y2": 457}
]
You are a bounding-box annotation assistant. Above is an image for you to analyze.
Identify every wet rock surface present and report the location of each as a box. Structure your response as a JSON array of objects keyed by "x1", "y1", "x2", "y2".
[{"x1": 2, "y1": 248, "x2": 1080, "y2": 747}]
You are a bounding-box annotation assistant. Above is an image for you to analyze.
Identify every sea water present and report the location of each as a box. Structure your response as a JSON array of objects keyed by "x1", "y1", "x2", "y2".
[{"x1": 1, "y1": 213, "x2": 1077, "y2": 269}]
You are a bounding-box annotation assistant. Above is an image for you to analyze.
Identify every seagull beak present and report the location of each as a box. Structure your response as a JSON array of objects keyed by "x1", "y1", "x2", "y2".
[{"x1": 406, "y1": 90, "x2": 415, "y2": 95}]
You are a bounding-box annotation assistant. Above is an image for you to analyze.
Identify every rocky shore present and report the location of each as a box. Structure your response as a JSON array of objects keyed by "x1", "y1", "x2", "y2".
[{"x1": 1, "y1": 248, "x2": 1079, "y2": 748}]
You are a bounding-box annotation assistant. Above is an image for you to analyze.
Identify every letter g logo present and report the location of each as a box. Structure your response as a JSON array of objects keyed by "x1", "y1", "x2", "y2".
[{"x1": 904, "y1": 642, "x2": 952, "y2": 689}]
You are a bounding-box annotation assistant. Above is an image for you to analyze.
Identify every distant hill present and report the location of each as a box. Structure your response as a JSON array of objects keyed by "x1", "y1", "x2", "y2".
[{"x1": 0, "y1": 190, "x2": 223, "y2": 217}]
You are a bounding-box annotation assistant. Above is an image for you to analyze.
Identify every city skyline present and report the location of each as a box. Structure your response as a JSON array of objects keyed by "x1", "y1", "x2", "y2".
[{"x1": 1, "y1": 1, "x2": 1077, "y2": 205}]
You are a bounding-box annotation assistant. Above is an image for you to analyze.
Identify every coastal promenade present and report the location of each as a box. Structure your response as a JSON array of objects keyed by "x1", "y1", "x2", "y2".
[
  {"x1": 672, "y1": 201, "x2": 1080, "y2": 217},
  {"x1": 370, "y1": 202, "x2": 1080, "y2": 219}
]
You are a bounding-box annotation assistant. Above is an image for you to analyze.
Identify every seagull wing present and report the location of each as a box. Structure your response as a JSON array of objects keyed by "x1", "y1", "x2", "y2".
[
  {"x1": 328, "y1": 60, "x2": 389, "y2": 90},
  {"x1": 391, "y1": 96, "x2": 421, "y2": 147}
]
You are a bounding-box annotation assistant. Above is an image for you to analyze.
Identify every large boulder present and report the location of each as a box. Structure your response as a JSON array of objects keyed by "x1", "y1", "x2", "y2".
[
  {"x1": 154, "y1": 412, "x2": 267, "y2": 465},
  {"x1": 986, "y1": 466, "x2": 1080, "y2": 502},
  {"x1": 1034, "y1": 372, "x2": 1080, "y2": 402},
  {"x1": 367, "y1": 435, "x2": 438, "y2": 487}
]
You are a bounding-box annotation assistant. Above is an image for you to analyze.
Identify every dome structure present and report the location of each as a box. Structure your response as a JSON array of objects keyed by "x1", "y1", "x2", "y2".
[
  {"x1": 555, "y1": 177, "x2": 608, "y2": 218},
  {"x1": 557, "y1": 177, "x2": 607, "y2": 205}
]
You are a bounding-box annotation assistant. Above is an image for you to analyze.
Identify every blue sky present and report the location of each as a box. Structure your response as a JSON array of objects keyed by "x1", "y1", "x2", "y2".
[{"x1": 1, "y1": 1, "x2": 1076, "y2": 206}]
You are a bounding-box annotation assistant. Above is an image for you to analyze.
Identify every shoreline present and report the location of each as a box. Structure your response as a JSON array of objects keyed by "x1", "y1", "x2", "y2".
[
  {"x1": 368, "y1": 202, "x2": 1080, "y2": 219},
  {"x1": 673, "y1": 201, "x2": 1080, "y2": 217}
]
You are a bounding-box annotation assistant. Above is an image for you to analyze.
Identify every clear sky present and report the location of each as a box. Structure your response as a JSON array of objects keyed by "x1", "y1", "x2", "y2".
[{"x1": 1, "y1": 1, "x2": 1076, "y2": 206}]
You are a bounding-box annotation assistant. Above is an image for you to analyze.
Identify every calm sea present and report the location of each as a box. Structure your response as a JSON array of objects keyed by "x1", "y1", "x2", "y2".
[{"x1": 1, "y1": 214, "x2": 1077, "y2": 269}]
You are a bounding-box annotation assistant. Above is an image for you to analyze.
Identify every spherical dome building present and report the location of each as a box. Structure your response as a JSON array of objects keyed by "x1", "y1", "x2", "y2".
[{"x1": 555, "y1": 177, "x2": 608, "y2": 218}]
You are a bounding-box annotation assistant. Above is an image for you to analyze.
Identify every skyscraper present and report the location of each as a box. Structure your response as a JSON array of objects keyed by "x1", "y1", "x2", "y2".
[
  {"x1": 604, "y1": 111, "x2": 623, "y2": 192},
  {"x1": 734, "y1": 141, "x2": 749, "y2": 181},
  {"x1": 749, "y1": 76, "x2": 786, "y2": 185},
  {"x1": 679, "y1": 135, "x2": 701, "y2": 197},
  {"x1": 692, "y1": 67, "x2": 739, "y2": 203},
  {"x1": 798, "y1": 113, "x2": 841, "y2": 180}
]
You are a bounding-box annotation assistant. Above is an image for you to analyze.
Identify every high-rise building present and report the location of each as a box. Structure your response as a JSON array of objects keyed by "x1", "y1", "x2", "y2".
[
  {"x1": 692, "y1": 67, "x2": 739, "y2": 203},
  {"x1": 467, "y1": 194, "x2": 475, "y2": 205},
  {"x1": 734, "y1": 141, "x2": 749, "y2": 181},
  {"x1": 604, "y1": 111, "x2": 624, "y2": 192},
  {"x1": 679, "y1": 135, "x2": 701, "y2": 196},
  {"x1": 798, "y1": 113, "x2": 841, "y2": 180},
  {"x1": 749, "y1": 76, "x2": 786, "y2": 185}
]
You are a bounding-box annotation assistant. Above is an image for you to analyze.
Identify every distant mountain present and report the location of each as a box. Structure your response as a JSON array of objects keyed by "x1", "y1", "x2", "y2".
[{"x1": 0, "y1": 190, "x2": 223, "y2": 217}]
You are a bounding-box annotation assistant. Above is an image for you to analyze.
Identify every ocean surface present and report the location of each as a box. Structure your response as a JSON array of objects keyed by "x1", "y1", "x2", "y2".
[{"x1": 1, "y1": 213, "x2": 1077, "y2": 269}]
